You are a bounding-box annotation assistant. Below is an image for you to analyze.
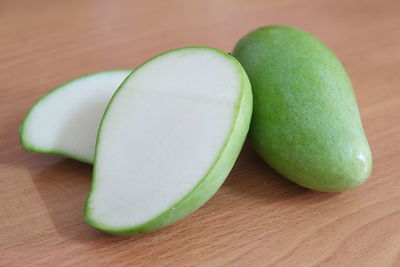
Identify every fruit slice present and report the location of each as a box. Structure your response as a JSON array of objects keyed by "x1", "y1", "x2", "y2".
[
  {"x1": 85, "y1": 47, "x2": 252, "y2": 234},
  {"x1": 20, "y1": 69, "x2": 133, "y2": 163},
  {"x1": 233, "y1": 25, "x2": 372, "y2": 191}
]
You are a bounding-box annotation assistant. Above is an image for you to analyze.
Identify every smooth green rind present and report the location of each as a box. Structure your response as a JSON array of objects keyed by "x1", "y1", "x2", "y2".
[
  {"x1": 19, "y1": 69, "x2": 133, "y2": 164},
  {"x1": 85, "y1": 47, "x2": 252, "y2": 235},
  {"x1": 233, "y1": 25, "x2": 372, "y2": 192}
]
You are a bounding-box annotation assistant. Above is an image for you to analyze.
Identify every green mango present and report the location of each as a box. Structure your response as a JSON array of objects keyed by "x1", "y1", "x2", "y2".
[{"x1": 233, "y1": 25, "x2": 372, "y2": 192}]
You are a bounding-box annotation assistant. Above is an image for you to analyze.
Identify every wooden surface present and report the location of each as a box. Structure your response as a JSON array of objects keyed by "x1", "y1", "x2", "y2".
[{"x1": 1, "y1": 0, "x2": 399, "y2": 266}]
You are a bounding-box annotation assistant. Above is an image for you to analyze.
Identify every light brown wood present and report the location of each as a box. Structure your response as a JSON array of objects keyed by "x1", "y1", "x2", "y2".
[{"x1": 1, "y1": 0, "x2": 399, "y2": 266}]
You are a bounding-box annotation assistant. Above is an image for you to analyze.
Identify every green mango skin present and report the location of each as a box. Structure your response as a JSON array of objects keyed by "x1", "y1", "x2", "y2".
[{"x1": 233, "y1": 25, "x2": 372, "y2": 192}]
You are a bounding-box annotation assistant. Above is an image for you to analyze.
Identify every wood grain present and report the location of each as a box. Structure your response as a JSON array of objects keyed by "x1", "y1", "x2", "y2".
[{"x1": 1, "y1": 0, "x2": 399, "y2": 266}]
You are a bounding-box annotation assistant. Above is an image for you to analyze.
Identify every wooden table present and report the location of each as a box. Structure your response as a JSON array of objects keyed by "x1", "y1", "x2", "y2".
[{"x1": 1, "y1": 0, "x2": 399, "y2": 266}]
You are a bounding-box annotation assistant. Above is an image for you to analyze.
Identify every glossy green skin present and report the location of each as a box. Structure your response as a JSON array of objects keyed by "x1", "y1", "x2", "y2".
[
  {"x1": 85, "y1": 47, "x2": 253, "y2": 234},
  {"x1": 233, "y1": 25, "x2": 372, "y2": 192}
]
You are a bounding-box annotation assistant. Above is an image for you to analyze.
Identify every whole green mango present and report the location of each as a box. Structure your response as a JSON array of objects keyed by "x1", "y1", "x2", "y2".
[{"x1": 233, "y1": 25, "x2": 372, "y2": 192}]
